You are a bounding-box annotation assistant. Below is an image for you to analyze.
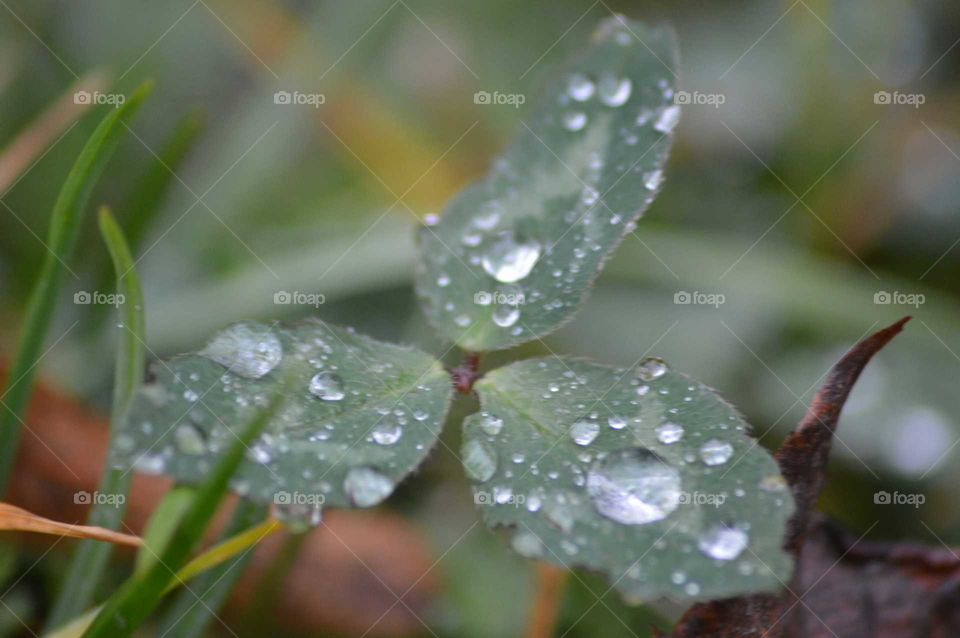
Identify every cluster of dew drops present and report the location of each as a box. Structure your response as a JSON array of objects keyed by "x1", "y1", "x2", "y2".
[
  {"x1": 121, "y1": 323, "x2": 439, "y2": 533},
  {"x1": 465, "y1": 356, "x2": 791, "y2": 595},
  {"x1": 425, "y1": 22, "x2": 681, "y2": 341}
]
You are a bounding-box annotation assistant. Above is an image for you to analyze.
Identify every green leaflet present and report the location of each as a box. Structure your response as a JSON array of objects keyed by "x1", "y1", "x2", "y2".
[
  {"x1": 110, "y1": 320, "x2": 452, "y2": 527},
  {"x1": 464, "y1": 357, "x2": 794, "y2": 603},
  {"x1": 416, "y1": 17, "x2": 678, "y2": 351}
]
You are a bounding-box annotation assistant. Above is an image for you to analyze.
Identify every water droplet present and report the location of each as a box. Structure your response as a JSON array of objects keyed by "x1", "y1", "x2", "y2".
[
  {"x1": 371, "y1": 423, "x2": 402, "y2": 445},
  {"x1": 698, "y1": 524, "x2": 749, "y2": 560},
  {"x1": 644, "y1": 169, "x2": 664, "y2": 191},
  {"x1": 656, "y1": 422, "x2": 684, "y2": 445},
  {"x1": 567, "y1": 73, "x2": 595, "y2": 102},
  {"x1": 562, "y1": 111, "x2": 588, "y2": 131},
  {"x1": 511, "y1": 530, "x2": 544, "y2": 558},
  {"x1": 653, "y1": 104, "x2": 681, "y2": 134},
  {"x1": 174, "y1": 423, "x2": 206, "y2": 455},
  {"x1": 202, "y1": 323, "x2": 282, "y2": 379},
  {"x1": 480, "y1": 413, "x2": 504, "y2": 436},
  {"x1": 544, "y1": 494, "x2": 576, "y2": 532},
  {"x1": 586, "y1": 448, "x2": 682, "y2": 525},
  {"x1": 133, "y1": 453, "x2": 166, "y2": 475},
  {"x1": 309, "y1": 372, "x2": 345, "y2": 401},
  {"x1": 700, "y1": 439, "x2": 733, "y2": 466},
  {"x1": 463, "y1": 439, "x2": 498, "y2": 482},
  {"x1": 474, "y1": 205, "x2": 501, "y2": 230},
  {"x1": 759, "y1": 474, "x2": 788, "y2": 492},
  {"x1": 273, "y1": 500, "x2": 322, "y2": 533},
  {"x1": 492, "y1": 304, "x2": 520, "y2": 328},
  {"x1": 481, "y1": 232, "x2": 541, "y2": 283},
  {"x1": 247, "y1": 439, "x2": 272, "y2": 464},
  {"x1": 343, "y1": 467, "x2": 394, "y2": 507},
  {"x1": 597, "y1": 74, "x2": 632, "y2": 106},
  {"x1": 570, "y1": 418, "x2": 600, "y2": 446},
  {"x1": 637, "y1": 357, "x2": 668, "y2": 381},
  {"x1": 608, "y1": 415, "x2": 627, "y2": 430}
]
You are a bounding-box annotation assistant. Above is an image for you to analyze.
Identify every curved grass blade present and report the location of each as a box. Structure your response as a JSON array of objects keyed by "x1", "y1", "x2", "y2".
[
  {"x1": 47, "y1": 208, "x2": 148, "y2": 629},
  {"x1": 0, "y1": 82, "x2": 153, "y2": 494},
  {"x1": 156, "y1": 502, "x2": 273, "y2": 638},
  {"x1": 81, "y1": 390, "x2": 286, "y2": 638}
]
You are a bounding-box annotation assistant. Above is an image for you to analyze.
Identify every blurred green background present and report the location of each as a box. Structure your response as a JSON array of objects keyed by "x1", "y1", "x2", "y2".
[{"x1": 1, "y1": 0, "x2": 959, "y2": 636}]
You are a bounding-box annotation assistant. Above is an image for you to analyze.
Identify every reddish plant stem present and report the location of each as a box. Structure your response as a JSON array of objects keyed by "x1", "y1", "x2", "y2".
[{"x1": 451, "y1": 352, "x2": 481, "y2": 394}]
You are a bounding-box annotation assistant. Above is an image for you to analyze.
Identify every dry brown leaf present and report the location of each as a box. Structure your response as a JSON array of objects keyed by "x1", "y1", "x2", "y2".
[{"x1": 0, "y1": 502, "x2": 141, "y2": 547}]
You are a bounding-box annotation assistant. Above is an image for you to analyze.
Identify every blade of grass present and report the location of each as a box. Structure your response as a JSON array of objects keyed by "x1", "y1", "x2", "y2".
[
  {"x1": 44, "y1": 508, "x2": 278, "y2": 638},
  {"x1": 80, "y1": 390, "x2": 286, "y2": 638},
  {"x1": 46, "y1": 207, "x2": 148, "y2": 629},
  {"x1": 0, "y1": 70, "x2": 110, "y2": 194},
  {"x1": 0, "y1": 82, "x2": 152, "y2": 495},
  {"x1": 156, "y1": 502, "x2": 274, "y2": 638},
  {"x1": 133, "y1": 486, "x2": 195, "y2": 578}
]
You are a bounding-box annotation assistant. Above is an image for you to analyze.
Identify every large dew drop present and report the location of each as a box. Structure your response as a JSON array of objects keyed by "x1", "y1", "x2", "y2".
[
  {"x1": 481, "y1": 232, "x2": 542, "y2": 283},
  {"x1": 202, "y1": 323, "x2": 282, "y2": 379},
  {"x1": 700, "y1": 439, "x2": 734, "y2": 466},
  {"x1": 463, "y1": 438, "x2": 498, "y2": 482},
  {"x1": 567, "y1": 73, "x2": 595, "y2": 102},
  {"x1": 637, "y1": 357, "x2": 669, "y2": 381},
  {"x1": 570, "y1": 418, "x2": 600, "y2": 446},
  {"x1": 492, "y1": 304, "x2": 520, "y2": 328},
  {"x1": 371, "y1": 422, "x2": 402, "y2": 445},
  {"x1": 309, "y1": 372, "x2": 345, "y2": 401},
  {"x1": 343, "y1": 466, "x2": 394, "y2": 507},
  {"x1": 656, "y1": 422, "x2": 684, "y2": 445},
  {"x1": 586, "y1": 448, "x2": 681, "y2": 525},
  {"x1": 653, "y1": 104, "x2": 681, "y2": 134},
  {"x1": 698, "y1": 524, "x2": 749, "y2": 560},
  {"x1": 562, "y1": 111, "x2": 588, "y2": 131},
  {"x1": 597, "y1": 73, "x2": 632, "y2": 106}
]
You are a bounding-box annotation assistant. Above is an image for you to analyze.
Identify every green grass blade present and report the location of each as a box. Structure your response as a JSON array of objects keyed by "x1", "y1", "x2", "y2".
[
  {"x1": 46, "y1": 207, "x2": 148, "y2": 630},
  {"x1": 81, "y1": 391, "x2": 286, "y2": 638},
  {"x1": 156, "y1": 502, "x2": 271, "y2": 638},
  {"x1": 133, "y1": 486, "x2": 195, "y2": 578},
  {"x1": 0, "y1": 82, "x2": 153, "y2": 495}
]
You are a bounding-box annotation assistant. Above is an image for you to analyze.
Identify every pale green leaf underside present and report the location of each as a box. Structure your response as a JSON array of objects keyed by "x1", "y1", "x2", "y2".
[
  {"x1": 464, "y1": 357, "x2": 794, "y2": 603},
  {"x1": 416, "y1": 17, "x2": 679, "y2": 351},
  {"x1": 111, "y1": 320, "x2": 452, "y2": 516}
]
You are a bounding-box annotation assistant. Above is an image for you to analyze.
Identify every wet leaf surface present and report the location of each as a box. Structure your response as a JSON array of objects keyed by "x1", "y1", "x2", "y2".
[
  {"x1": 416, "y1": 16, "x2": 679, "y2": 351},
  {"x1": 465, "y1": 356, "x2": 794, "y2": 603}
]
